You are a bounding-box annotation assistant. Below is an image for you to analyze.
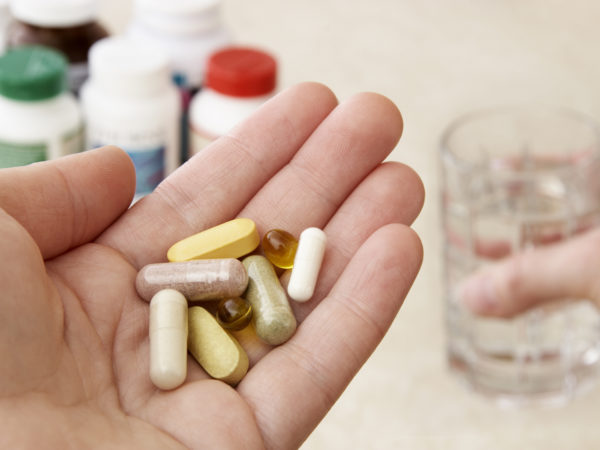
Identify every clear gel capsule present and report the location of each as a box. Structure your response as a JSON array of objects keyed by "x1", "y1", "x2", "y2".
[
  {"x1": 242, "y1": 255, "x2": 297, "y2": 345},
  {"x1": 287, "y1": 227, "x2": 327, "y2": 302},
  {"x1": 136, "y1": 259, "x2": 248, "y2": 302},
  {"x1": 167, "y1": 218, "x2": 260, "y2": 262},
  {"x1": 262, "y1": 229, "x2": 298, "y2": 269},
  {"x1": 149, "y1": 289, "x2": 188, "y2": 390},
  {"x1": 188, "y1": 306, "x2": 249, "y2": 386}
]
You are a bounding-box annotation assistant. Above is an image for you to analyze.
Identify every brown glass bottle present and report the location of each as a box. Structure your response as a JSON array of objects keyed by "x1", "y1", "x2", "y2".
[{"x1": 6, "y1": 0, "x2": 108, "y2": 95}]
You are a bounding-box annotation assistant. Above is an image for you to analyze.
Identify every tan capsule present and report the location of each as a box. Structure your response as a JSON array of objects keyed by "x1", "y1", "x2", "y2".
[
  {"x1": 242, "y1": 255, "x2": 297, "y2": 346},
  {"x1": 187, "y1": 306, "x2": 249, "y2": 385},
  {"x1": 136, "y1": 259, "x2": 248, "y2": 302},
  {"x1": 149, "y1": 289, "x2": 188, "y2": 390}
]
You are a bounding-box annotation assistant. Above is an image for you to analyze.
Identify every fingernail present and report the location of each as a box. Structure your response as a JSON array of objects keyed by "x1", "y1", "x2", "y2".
[{"x1": 458, "y1": 274, "x2": 498, "y2": 314}]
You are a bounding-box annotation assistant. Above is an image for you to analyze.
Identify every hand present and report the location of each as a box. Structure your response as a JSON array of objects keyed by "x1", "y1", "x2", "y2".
[
  {"x1": 0, "y1": 82, "x2": 424, "y2": 449},
  {"x1": 460, "y1": 227, "x2": 600, "y2": 318}
]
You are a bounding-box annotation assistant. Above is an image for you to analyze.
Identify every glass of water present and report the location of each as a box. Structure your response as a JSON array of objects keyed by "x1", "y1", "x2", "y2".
[{"x1": 441, "y1": 107, "x2": 600, "y2": 406}]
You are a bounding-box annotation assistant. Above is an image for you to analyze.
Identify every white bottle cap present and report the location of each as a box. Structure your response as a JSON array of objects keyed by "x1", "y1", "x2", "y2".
[
  {"x1": 88, "y1": 37, "x2": 171, "y2": 97},
  {"x1": 133, "y1": 0, "x2": 221, "y2": 34},
  {"x1": 10, "y1": 0, "x2": 98, "y2": 27}
]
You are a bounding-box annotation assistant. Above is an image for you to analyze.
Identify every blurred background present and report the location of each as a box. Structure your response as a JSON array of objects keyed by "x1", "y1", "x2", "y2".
[{"x1": 7, "y1": 0, "x2": 600, "y2": 448}]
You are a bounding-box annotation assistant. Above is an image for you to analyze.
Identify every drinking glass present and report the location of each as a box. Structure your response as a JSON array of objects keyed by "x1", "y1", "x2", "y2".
[{"x1": 441, "y1": 107, "x2": 600, "y2": 406}]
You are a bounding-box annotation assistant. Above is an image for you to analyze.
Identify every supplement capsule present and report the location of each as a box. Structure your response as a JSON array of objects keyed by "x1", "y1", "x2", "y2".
[
  {"x1": 167, "y1": 218, "x2": 260, "y2": 262},
  {"x1": 242, "y1": 255, "x2": 297, "y2": 345},
  {"x1": 149, "y1": 289, "x2": 188, "y2": 390},
  {"x1": 188, "y1": 306, "x2": 249, "y2": 385},
  {"x1": 262, "y1": 229, "x2": 298, "y2": 269},
  {"x1": 287, "y1": 227, "x2": 327, "y2": 302},
  {"x1": 136, "y1": 259, "x2": 248, "y2": 302},
  {"x1": 217, "y1": 297, "x2": 253, "y2": 331}
]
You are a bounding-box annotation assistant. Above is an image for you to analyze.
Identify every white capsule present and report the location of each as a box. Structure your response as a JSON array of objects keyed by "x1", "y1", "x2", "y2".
[
  {"x1": 149, "y1": 289, "x2": 188, "y2": 390},
  {"x1": 287, "y1": 227, "x2": 327, "y2": 302}
]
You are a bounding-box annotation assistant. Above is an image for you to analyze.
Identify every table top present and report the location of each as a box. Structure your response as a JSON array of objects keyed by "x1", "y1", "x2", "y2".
[{"x1": 100, "y1": 1, "x2": 600, "y2": 448}]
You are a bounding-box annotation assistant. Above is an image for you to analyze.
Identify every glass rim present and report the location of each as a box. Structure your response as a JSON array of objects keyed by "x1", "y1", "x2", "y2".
[{"x1": 440, "y1": 105, "x2": 600, "y2": 172}]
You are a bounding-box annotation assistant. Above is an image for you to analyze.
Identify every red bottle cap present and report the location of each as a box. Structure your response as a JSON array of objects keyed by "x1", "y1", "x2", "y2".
[{"x1": 206, "y1": 47, "x2": 276, "y2": 97}]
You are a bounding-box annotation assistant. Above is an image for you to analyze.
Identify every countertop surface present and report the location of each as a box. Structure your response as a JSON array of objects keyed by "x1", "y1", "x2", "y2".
[{"x1": 100, "y1": 1, "x2": 600, "y2": 448}]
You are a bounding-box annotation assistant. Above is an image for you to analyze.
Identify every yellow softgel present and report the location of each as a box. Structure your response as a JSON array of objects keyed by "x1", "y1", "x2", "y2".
[
  {"x1": 262, "y1": 229, "x2": 298, "y2": 269},
  {"x1": 167, "y1": 218, "x2": 260, "y2": 262}
]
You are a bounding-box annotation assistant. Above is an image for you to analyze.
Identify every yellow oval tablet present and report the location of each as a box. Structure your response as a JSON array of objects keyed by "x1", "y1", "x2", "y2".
[
  {"x1": 167, "y1": 218, "x2": 260, "y2": 262},
  {"x1": 188, "y1": 306, "x2": 249, "y2": 385}
]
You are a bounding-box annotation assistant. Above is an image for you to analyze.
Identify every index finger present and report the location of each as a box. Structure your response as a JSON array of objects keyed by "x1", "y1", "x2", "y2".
[{"x1": 97, "y1": 82, "x2": 338, "y2": 268}]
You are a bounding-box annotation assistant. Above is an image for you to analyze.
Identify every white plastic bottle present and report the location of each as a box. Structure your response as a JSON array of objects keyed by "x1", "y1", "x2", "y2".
[
  {"x1": 0, "y1": 46, "x2": 82, "y2": 168},
  {"x1": 188, "y1": 46, "x2": 277, "y2": 156},
  {"x1": 127, "y1": 0, "x2": 230, "y2": 162},
  {"x1": 80, "y1": 37, "x2": 180, "y2": 200}
]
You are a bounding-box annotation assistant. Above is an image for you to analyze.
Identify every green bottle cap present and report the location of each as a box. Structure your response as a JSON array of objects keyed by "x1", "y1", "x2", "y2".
[{"x1": 0, "y1": 46, "x2": 67, "y2": 101}]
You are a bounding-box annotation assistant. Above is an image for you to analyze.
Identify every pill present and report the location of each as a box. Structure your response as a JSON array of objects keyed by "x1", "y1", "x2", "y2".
[
  {"x1": 287, "y1": 227, "x2": 327, "y2": 302},
  {"x1": 149, "y1": 289, "x2": 188, "y2": 390},
  {"x1": 188, "y1": 306, "x2": 249, "y2": 385},
  {"x1": 167, "y1": 218, "x2": 260, "y2": 262},
  {"x1": 262, "y1": 229, "x2": 298, "y2": 269},
  {"x1": 136, "y1": 259, "x2": 248, "y2": 302},
  {"x1": 217, "y1": 297, "x2": 253, "y2": 331},
  {"x1": 242, "y1": 255, "x2": 297, "y2": 345}
]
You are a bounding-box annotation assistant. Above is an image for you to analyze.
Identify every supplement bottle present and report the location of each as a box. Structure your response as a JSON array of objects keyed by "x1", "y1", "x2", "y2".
[
  {"x1": 6, "y1": 0, "x2": 108, "y2": 95},
  {"x1": 127, "y1": 0, "x2": 230, "y2": 163},
  {"x1": 0, "y1": 46, "x2": 82, "y2": 168},
  {"x1": 80, "y1": 37, "x2": 180, "y2": 201},
  {"x1": 188, "y1": 46, "x2": 277, "y2": 157}
]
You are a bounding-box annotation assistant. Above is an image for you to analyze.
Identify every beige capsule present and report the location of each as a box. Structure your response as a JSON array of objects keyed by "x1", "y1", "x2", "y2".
[
  {"x1": 242, "y1": 255, "x2": 297, "y2": 346},
  {"x1": 187, "y1": 306, "x2": 249, "y2": 385},
  {"x1": 149, "y1": 289, "x2": 188, "y2": 390},
  {"x1": 136, "y1": 259, "x2": 248, "y2": 302}
]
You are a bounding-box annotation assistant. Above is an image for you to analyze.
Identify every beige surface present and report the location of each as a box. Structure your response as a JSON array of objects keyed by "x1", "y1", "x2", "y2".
[{"x1": 99, "y1": 1, "x2": 600, "y2": 448}]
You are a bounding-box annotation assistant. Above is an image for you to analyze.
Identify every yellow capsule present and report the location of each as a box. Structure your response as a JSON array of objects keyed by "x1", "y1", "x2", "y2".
[
  {"x1": 262, "y1": 229, "x2": 298, "y2": 269},
  {"x1": 217, "y1": 297, "x2": 253, "y2": 331},
  {"x1": 167, "y1": 218, "x2": 260, "y2": 262},
  {"x1": 188, "y1": 306, "x2": 249, "y2": 385}
]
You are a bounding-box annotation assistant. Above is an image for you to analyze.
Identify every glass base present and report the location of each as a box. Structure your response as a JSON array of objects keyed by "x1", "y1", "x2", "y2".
[{"x1": 448, "y1": 347, "x2": 600, "y2": 408}]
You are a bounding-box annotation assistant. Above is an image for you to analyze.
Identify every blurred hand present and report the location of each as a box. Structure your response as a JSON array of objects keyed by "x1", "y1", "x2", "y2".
[
  {"x1": 461, "y1": 227, "x2": 600, "y2": 318},
  {"x1": 0, "y1": 82, "x2": 424, "y2": 449}
]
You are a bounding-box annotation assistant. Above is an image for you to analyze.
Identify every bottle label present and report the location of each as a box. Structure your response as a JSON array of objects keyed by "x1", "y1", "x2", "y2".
[
  {"x1": 0, "y1": 126, "x2": 83, "y2": 168},
  {"x1": 0, "y1": 140, "x2": 46, "y2": 168},
  {"x1": 127, "y1": 147, "x2": 165, "y2": 195}
]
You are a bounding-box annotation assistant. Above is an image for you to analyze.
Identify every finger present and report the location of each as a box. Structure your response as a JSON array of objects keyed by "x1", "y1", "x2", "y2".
[
  {"x1": 288, "y1": 161, "x2": 423, "y2": 322},
  {"x1": 0, "y1": 209, "x2": 63, "y2": 395},
  {"x1": 232, "y1": 162, "x2": 423, "y2": 363},
  {"x1": 98, "y1": 82, "x2": 339, "y2": 268},
  {"x1": 0, "y1": 146, "x2": 135, "y2": 259},
  {"x1": 238, "y1": 224, "x2": 423, "y2": 449},
  {"x1": 238, "y1": 92, "x2": 403, "y2": 236},
  {"x1": 460, "y1": 228, "x2": 600, "y2": 317}
]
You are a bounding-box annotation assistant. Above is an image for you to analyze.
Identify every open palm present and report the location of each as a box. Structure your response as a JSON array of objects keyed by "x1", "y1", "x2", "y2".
[{"x1": 0, "y1": 83, "x2": 424, "y2": 449}]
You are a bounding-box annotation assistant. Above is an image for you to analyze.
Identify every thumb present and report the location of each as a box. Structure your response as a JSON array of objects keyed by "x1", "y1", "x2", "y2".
[{"x1": 459, "y1": 228, "x2": 600, "y2": 317}]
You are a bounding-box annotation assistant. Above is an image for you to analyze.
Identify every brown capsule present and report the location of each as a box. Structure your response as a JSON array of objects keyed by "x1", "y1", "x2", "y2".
[
  {"x1": 216, "y1": 297, "x2": 253, "y2": 331},
  {"x1": 136, "y1": 259, "x2": 248, "y2": 302}
]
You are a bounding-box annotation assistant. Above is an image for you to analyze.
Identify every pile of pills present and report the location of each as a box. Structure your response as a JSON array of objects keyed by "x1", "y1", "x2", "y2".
[{"x1": 137, "y1": 218, "x2": 327, "y2": 390}]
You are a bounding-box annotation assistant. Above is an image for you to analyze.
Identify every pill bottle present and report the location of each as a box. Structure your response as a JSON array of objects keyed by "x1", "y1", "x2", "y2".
[
  {"x1": 188, "y1": 47, "x2": 277, "y2": 157},
  {"x1": 80, "y1": 37, "x2": 180, "y2": 201},
  {"x1": 6, "y1": 0, "x2": 109, "y2": 95},
  {"x1": 0, "y1": 46, "x2": 83, "y2": 168},
  {"x1": 127, "y1": 0, "x2": 231, "y2": 164}
]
